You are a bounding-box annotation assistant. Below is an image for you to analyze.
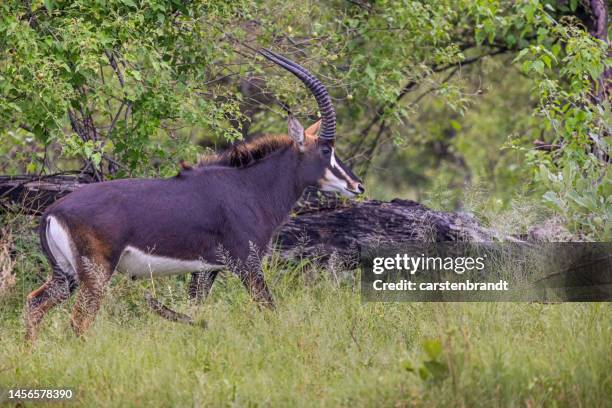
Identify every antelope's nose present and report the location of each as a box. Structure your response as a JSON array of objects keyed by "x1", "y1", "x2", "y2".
[{"x1": 356, "y1": 183, "x2": 365, "y2": 194}]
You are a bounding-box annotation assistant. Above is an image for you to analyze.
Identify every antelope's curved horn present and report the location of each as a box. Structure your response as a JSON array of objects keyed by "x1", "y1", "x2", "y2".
[{"x1": 259, "y1": 49, "x2": 336, "y2": 141}]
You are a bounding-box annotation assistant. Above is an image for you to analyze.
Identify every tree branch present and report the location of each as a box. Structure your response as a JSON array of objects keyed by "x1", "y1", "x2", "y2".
[
  {"x1": 104, "y1": 49, "x2": 125, "y2": 87},
  {"x1": 358, "y1": 66, "x2": 461, "y2": 176},
  {"x1": 349, "y1": 47, "x2": 510, "y2": 160}
]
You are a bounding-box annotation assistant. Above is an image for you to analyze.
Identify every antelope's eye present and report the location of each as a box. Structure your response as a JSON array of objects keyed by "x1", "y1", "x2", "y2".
[{"x1": 320, "y1": 146, "x2": 332, "y2": 156}]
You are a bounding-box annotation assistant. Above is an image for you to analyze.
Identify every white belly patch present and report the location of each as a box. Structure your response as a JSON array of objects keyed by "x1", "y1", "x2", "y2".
[{"x1": 116, "y1": 246, "x2": 224, "y2": 278}]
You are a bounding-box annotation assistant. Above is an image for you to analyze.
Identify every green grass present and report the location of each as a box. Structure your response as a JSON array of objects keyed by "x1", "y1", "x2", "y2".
[
  {"x1": 1, "y1": 264, "x2": 611, "y2": 407},
  {"x1": 0, "y1": 214, "x2": 610, "y2": 407}
]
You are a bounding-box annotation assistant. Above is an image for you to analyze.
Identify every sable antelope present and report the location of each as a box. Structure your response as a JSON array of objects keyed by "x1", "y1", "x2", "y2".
[{"x1": 25, "y1": 49, "x2": 364, "y2": 341}]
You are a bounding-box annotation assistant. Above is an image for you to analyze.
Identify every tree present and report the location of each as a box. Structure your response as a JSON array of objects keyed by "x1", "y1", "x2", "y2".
[{"x1": 1, "y1": 0, "x2": 609, "y2": 238}]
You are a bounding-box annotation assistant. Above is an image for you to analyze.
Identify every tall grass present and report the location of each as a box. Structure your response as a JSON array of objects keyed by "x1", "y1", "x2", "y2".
[
  {"x1": 0, "y1": 215, "x2": 610, "y2": 407},
  {"x1": 0, "y1": 227, "x2": 16, "y2": 298}
]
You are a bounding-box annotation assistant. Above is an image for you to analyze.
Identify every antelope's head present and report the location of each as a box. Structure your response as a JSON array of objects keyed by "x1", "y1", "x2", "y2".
[{"x1": 260, "y1": 49, "x2": 365, "y2": 198}]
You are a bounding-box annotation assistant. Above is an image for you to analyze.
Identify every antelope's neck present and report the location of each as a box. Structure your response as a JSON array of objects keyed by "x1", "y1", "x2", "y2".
[{"x1": 240, "y1": 146, "x2": 306, "y2": 224}]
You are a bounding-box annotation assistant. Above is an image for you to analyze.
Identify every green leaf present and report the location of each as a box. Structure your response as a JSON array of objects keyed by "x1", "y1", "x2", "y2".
[
  {"x1": 531, "y1": 60, "x2": 545, "y2": 74},
  {"x1": 423, "y1": 339, "x2": 442, "y2": 360},
  {"x1": 403, "y1": 361, "x2": 415, "y2": 373},
  {"x1": 588, "y1": 65, "x2": 603, "y2": 81},
  {"x1": 43, "y1": 0, "x2": 55, "y2": 11},
  {"x1": 365, "y1": 65, "x2": 376, "y2": 81},
  {"x1": 475, "y1": 28, "x2": 485, "y2": 45},
  {"x1": 449, "y1": 120, "x2": 461, "y2": 131},
  {"x1": 567, "y1": 190, "x2": 598, "y2": 211},
  {"x1": 423, "y1": 360, "x2": 449, "y2": 382},
  {"x1": 91, "y1": 152, "x2": 102, "y2": 168},
  {"x1": 129, "y1": 70, "x2": 142, "y2": 81},
  {"x1": 569, "y1": 0, "x2": 578, "y2": 11},
  {"x1": 418, "y1": 366, "x2": 431, "y2": 381},
  {"x1": 543, "y1": 191, "x2": 563, "y2": 209},
  {"x1": 513, "y1": 48, "x2": 530, "y2": 63}
]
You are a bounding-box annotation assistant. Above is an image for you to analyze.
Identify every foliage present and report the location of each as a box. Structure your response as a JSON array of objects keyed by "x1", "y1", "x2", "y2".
[
  {"x1": 0, "y1": 0, "x2": 247, "y2": 176},
  {"x1": 404, "y1": 338, "x2": 450, "y2": 383},
  {"x1": 0, "y1": 0, "x2": 609, "y2": 237},
  {"x1": 512, "y1": 13, "x2": 610, "y2": 240}
]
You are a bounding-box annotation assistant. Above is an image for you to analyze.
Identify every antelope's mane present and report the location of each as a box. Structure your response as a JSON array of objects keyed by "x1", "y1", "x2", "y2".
[{"x1": 196, "y1": 135, "x2": 295, "y2": 169}]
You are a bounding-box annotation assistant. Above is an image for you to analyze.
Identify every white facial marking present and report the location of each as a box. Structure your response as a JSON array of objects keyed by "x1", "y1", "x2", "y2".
[
  {"x1": 330, "y1": 148, "x2": 339, "y2": 168},
  {"x1": 320, "y1": 147, "x2": 359, "y2": 197},
  {"x1": 116, "y1": 246, "x2": 224, "y2": 278},
  {"x1": 330, "y1": 148, "x2": 353, "y2": 182},
  {"x1": 46, "y1": 216, "x2": 78, "y2": 276}
]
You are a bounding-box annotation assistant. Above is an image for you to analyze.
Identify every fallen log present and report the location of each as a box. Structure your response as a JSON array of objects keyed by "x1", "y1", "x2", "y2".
[
  {"x1": 279, "y1": 188, "x2": 501, "y2": 261},
  {"x1": 0, "y1": 174, "x2": 95, "y2": 215}
]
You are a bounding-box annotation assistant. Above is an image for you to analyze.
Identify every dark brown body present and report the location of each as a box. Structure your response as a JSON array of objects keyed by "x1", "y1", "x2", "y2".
[{"x1": 45, "y1": 142, "x2": 304, "y2": 267}]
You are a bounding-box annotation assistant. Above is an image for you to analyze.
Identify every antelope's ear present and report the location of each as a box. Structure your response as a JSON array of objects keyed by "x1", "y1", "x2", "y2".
[
  {"x1": 305, "y1": 120, "x2": 322, "y2": 137},
  {"x1": 288, "y1": 115, "x2": 305, "y2": 151}
]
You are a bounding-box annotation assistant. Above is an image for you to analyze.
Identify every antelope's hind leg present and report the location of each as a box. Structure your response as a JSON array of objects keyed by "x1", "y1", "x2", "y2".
[
  {"x1": 70, "y1": 256, "x2": 113, "y2": 337},
  {"x1": 25, "y1": 217, "x2": 78, "y2": 342},
  {"x1": 25, "y1": 268, "x2": 76, "y2": 342}
]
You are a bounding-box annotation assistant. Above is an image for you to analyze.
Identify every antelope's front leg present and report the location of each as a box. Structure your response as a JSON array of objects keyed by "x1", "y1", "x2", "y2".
[
  {"x1": 188, "y1": 270, "x2": 219, "y2": 304},
  {"x1": 236, "y1": 265, "x2": 275, "y2": 310}
]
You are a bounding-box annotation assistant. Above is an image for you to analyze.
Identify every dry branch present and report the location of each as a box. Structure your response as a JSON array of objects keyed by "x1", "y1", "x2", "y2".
[
  {"x1": 0, "y1": 174, "x2": 94, "y2": 215},
  {"x1": 144, "y1": 291, "x2": 196, "y2": 326}
]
